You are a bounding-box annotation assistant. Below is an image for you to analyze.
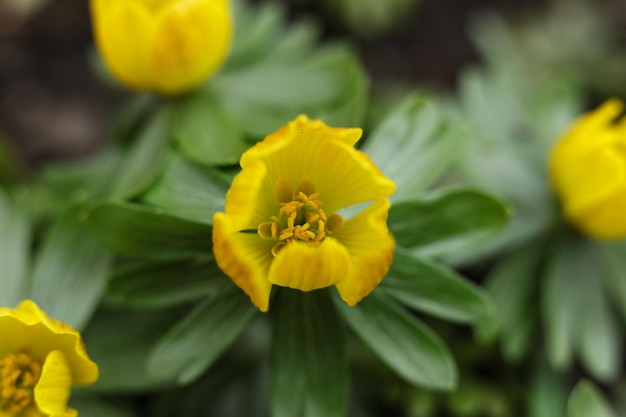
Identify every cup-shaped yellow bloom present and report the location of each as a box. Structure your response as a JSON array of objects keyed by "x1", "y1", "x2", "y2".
[
  {"x1": 0, "y1": 300, "x2": 98, "y2": 417},
  {"x1": 90, "y1": 0, "x2": 233, "y2": 95},
  {"x1": 549, "y1": 99, "x2": 626, "y2": 240},
  {"x1": 213, "y1": 115, "x2": 396, "y2": 312}
]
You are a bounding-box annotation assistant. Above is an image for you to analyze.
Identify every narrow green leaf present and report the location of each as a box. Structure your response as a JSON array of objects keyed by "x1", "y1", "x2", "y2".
[
  {"x1": 147, "y1": 283, "x2": 258, "y2": 384},
  {"x1": 543, "y1": 238, "x2": 621, "y2": 380},
  {"x1": 271, "y1": 289, "x2": 348, "y2": 417},
  {"x1": 170, "y1": 90, "x2": 248, "y2": 166},
  {"x1": 527, "y1": 360, "x2": 567, "y2": 417},
  {"x1": 82, "y1": 307, "x2": 180, "y2": 392},
  {"x1": 380, "y1": 249, "x2": 493, "y2": 324},
  {"x1": 335, "y1": 291, "x2": 457, "y2": 390},
  {"x1": 362, "y1": 95, "x2": 463, "y2": 201},
  {"x1": 141, "y1": 155, "x2": 228, "y2": 225},
  {"x1": 597, "y1": 242, "x2": 626, "y2": 322},
  {"x1": 542, "y1": 239, "x2": 579, "y2": 371},
  {"x1": 70, "y1": 394, "x2": 137, "y2": 417},
  {"x1": 0, "y1": 188, "x2": 30, "y2": 306},
  {"x1": 108, "y1": 258, "x2": 223, "y2": 309},
  {"x1": 575, "y1": 253, "x2": 621, "y2": 382},
  {"x1": 388, "y1": 188, "x2": 510, "y2": 257},
  {"x1": 29, "y1": 209, "x2": 112, "y2": 330},
  {"x1": 86, "y1": 201, "x2": 212, "y2": 260},
  {"x1": 110, "y1": 107, "x2": 169, "y2": 199},
  {"x1": 485, "y1": 245, "x2": 542, "y2": 361},
  {"x1": 568, "y1": 380, "x2": 617, "y2": 417}
]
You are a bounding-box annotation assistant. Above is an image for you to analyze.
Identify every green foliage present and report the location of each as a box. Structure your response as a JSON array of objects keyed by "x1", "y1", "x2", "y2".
[
  {"x1": 147, "y1": 282, "x2": 258, "y2": 384},
  {"x1": 381, "y1": 249, "x2": 493, "y2": 324},
  {"x1": 336, "y1": 291, "x2": 457, "y2": 390},
  {"x1": 30, "y1": 209, "x2": 112, "y2": 330},
  {"x1": 86, "y1": 202, "x2": 212, "y2": 260},
  {"x1": 0, "y1": 188, "x2": 30, "y2": 307},
  {"x1": 363, "y1": 94, "x2": 463, "y2": 203},
  {"x1": 568, "y1": 380, "x2": 617, "y2": 417},
  {"x1": 388, "y1": 189, "x2": 510, "y2": 258},
  {"x1": 271, "y1": 290, "x2": 348, "y2": 417}
]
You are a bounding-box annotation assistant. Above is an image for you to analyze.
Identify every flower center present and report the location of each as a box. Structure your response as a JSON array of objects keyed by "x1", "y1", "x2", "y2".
[
  {"x1": 258, "y1": 179, "x2": 344, "y2": 256},
  {"x1": 0, "y1": 352, "x2": 42, "y2": 415}
]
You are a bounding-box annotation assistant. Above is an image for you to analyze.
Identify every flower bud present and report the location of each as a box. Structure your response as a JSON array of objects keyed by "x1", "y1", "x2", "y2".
[
  {"x1": 91, "y1": 0, "x2": 233, "y2": 95},
  {"x1": 549, "y1": 100, "x2": 626, "y2": 240}
]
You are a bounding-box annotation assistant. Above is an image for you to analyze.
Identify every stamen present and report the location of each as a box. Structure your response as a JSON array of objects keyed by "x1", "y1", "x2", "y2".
[
  {"x1": 0, "y1": 352, "x2": 41, "y2": 414},
  {"x1": 257, "y1": 179, "x2": 345, "y2": 256}
]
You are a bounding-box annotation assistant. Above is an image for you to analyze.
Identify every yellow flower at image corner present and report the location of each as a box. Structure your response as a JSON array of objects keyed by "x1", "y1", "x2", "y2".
[
  {"x1": 90, "y1": 0, "x2": 233, "y2": 95},
  {"x1": 0, "y1": 300, "x2": 98, "y2": 417},
  {"x1": 213, "y1": 115, "x2": 396, "y2": 312},
  {"x1": 549, "y1": 99, "x2": 626, "y2": 240}
]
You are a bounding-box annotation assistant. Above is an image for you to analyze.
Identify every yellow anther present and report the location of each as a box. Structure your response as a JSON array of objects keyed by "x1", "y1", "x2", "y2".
[
  {"x1": 0, "y1": 352, "x2": 41, "y2": 414},
  {"x1": 260, "y1": 179, "x2": 345, "y2": 256},
  {"x1": 307, "y1": 213, "x2": 320, "y2": 223}
]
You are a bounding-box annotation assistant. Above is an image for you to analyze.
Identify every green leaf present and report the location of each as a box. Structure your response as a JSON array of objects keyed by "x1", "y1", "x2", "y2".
[
  {"x1": 147, "y1": 283, "x2": 258, "y2": 384},
  {"x1": 82, "y1": 307, "x2": 180, "y2": 392},
  {"x1": 86, "y1": 201, "x2": 212, "y2": 260},
  {"x1": 108, "y1": 258, "x2": 223, "y2": 309},
  {"x1": 227, "y1": 0, "x2": 284, "y2": 69},
  {"x1": 0, "y1": 188, "x2": 30, "y2": 306},
  {"x1": 70, "y1": 394, "x2": 137, "y2": 417},
  {"x1": 109, "y1": 106, "x2": 169, "y2": 199},
  {"x1": 30, "y1": 209, "x2": 112, "y2": 330},
  {"x1": 214, "y1": 46, "x2": 368, "y2": 138},
  {"x1": 527, "y1": 360, "x2": 567, "y2": 417},
  {"x1": 271, "y1": 289, "x2": 348, "y2": 417},
  {"x1": 335, "y1": 291, "x2": 457, "y2": 390},
  {"x1": 597, "y1": 242, "x2": 626, "y2": 322},
  {"x1": 170, "y1": 90, "x2": 248, "y2": 166},
  {"x1": 380, "y1": 249, "x2": 493, "y2": 324},
  {"x1": 362, "y1": 95, "x2": 463, "y2": 202},
  {"x1": 542, "y1": 238, "x2": 621, "y2": 380},
  {"x1": 568, "y1": 380, "x2": 617, "y2": 417},
  {"x1": 141, "y1": 155, "x2": 228, "y2": 225},
  {"x1": 485, "y1": 245, "x2": 542, "y2": 360},
  {"x1": 388, "y1": 188, "x2": 510, "y2": 257}
]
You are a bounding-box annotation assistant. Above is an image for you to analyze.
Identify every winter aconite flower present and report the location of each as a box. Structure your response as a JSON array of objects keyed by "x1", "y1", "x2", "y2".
[
  {"x1": 90, "y1": 0, "x2": 233, "y2": 95},
  {"x1": 0, "y1": 300, "x2": 98, "y2": 417},
  {"x1": 549, "y1": 99, "x2": 626, "y2": 240},
  {"x1": 213, "y1": 116, "x2": 396, "y2": 312}
]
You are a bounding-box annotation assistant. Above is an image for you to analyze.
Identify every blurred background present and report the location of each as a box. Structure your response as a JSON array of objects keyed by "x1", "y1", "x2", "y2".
[{"x1": 1, "y1": 0, "x2": 625, "y2": 167}]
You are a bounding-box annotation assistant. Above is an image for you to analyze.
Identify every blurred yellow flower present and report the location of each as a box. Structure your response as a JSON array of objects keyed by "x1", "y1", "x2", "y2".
[
  {"x1": 549, "y1": 99, "x2": 626, "y2": 240},
  {"x1": 213, "y1": 115, "x2": 396, "y2": 312},
  {"x1": 90, "y1": 0, "x2": 233, "y2": 95},
  {"x1": 0, "y1": 300, "x2": 98, "y2": 417}
]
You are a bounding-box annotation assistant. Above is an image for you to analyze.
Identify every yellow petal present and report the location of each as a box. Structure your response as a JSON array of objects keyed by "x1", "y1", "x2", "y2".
[
  {"x1": 310, "y1": 139, "x2": 396, "y2": 213},
  {"x1": 148, "y1": 0, "x2": 233, "y2": 94},
  {"x1": 240, "y1": 115, "x2": 363, "y2": 196},
  {"x1": 213, "y1": 213, "x2": 274, "y2": 312},
  {"x1": 567, "y1": 184, "x2": 626, "y2": 240},
  {"x1": 557, "y1": 146, "x2": 626, "y2": 218},
  {"x1": 223, "y1": 158, "x2": 274, "y2": 231},
  {"x1": 0, "y1": 300, "x2": 99, "y2": 385},
  {"x1": 33, "y1": 350, "x2": 76, "y2": 417},
  {"x1": 90, "y1": 0, "x2": 154, "y2": 90},
  {"x1": 333, "y1": 198, "x2": 394, "y2": 306},
  {"x1": 267, "y1": 238, "x2": 352, "y2": 292}
]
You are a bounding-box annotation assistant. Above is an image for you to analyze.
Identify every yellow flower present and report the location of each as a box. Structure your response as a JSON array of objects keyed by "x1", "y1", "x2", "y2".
[
  {"x1": 549, "y1": 99, "x2": 626, "y2": 240},
  {"x1": 0, "y1": 300, "x2": 98, "y2": 417},
  {"x1": 90, "y1": 0, "x2": 233, "y2": 95},
  {"x1": 213, "y1": 115, "x2": 396, "y2": 312}
]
